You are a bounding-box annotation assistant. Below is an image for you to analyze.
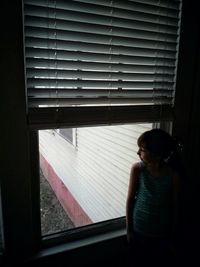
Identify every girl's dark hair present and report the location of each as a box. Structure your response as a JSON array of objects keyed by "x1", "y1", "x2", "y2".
[{"x1": 138, "y1": 129, "x2": 183, "y2": 172}]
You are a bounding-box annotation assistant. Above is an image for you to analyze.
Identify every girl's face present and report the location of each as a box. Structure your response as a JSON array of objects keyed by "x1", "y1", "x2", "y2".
[{"x1": 137, "y1": 145, "x2": 152, "y2": 164}]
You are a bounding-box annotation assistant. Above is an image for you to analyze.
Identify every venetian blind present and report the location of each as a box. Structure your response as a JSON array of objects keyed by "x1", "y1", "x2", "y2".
[{"x1": 24, "y1": 0, "x2": 181, "y2": 108}]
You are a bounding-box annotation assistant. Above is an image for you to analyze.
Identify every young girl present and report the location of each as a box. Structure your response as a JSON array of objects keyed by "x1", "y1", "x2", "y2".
[{"x1": 126, "y1": 129, "x2": 182, "y2": 266}]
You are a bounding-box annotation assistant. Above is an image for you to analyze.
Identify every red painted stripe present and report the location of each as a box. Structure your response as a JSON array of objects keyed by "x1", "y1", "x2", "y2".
[{"x1": 40, "y1": 154, "x2": 93, "y2": 227}]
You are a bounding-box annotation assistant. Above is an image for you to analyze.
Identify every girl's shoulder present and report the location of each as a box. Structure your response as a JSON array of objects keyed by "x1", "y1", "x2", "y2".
[{"x1": 131, "y1": 162, "x2": 143, "y2": 175}]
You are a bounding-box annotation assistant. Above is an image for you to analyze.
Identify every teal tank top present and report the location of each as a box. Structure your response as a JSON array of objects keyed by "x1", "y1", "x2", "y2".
[{"x1": 133, "y1": 162, "x2": 173, "y2": 238}]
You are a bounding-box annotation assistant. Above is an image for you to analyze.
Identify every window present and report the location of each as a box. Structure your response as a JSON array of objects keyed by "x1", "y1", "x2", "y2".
[
  {"x1": 55, "y1": 128, "x2": 76, "y2": 146},
  {"x1": 23, "y1": 0, "x2": 182, "y2": 245}
]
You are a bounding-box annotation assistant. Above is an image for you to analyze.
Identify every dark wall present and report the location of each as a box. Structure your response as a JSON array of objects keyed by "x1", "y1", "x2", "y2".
[{"x1": 173, "y1": 0, "x2": 200, "y2": 263}]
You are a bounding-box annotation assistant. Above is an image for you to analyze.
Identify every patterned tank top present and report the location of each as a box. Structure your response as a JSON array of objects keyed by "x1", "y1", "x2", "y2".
[{"x1": 133, "y1": 162, "x2": 173, "y2": 238}]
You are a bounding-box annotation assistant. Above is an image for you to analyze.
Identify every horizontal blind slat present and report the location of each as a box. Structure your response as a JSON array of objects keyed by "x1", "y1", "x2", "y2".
[
  {"x1": 27, "y1": 78, "x2": 174, "y2": 89},
  {"x1": 28, "y1": 98, "x2": 173, "y2": 107},
  {"x1": 25, "y1": 48, "x2": 175, "y2": 66},
  {"x1": 28, "y1": 88, "x2": 174, "y2": 106},
  {"x1": 71, "y1": 0, "x2": 180, "y2": 11},
  {"x1": 25, "y1": 16, "x2": 178, "y2": 42},
  {"x1": 25, "y1": 6, "x2": 178, "y2": 34},
  {"x1": 28, "y1": 88, "x2": 173, "y2": 98},
  {"x1": 25, "y1": 0, "x2": 180, "y2": 12},
  {"x1": 25, "y1": 27, "x2": 177, "y2": 50},
  {"x1": 26, "y1": 68, "x2": 174, "y2": 82},
  {"x1": 25, "y1": 37, "x2": 176, "y2": 58},
  {"x1": 25, "y1": 1, "x2": 179, "y2": 23},
  {"x1": 26, "y1": 58, "x2": 175, "y2": 74}
]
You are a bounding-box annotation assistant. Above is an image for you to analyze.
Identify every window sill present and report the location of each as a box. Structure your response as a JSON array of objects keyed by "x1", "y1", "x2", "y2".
[{"x1": 29, "y1": 228, "x2": 126, "y2": 264}]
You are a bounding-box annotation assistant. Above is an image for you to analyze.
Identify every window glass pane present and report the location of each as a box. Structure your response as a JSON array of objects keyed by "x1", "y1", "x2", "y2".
[{"x1": 39, "y1": 123, "x2": 152, "y2": 236}]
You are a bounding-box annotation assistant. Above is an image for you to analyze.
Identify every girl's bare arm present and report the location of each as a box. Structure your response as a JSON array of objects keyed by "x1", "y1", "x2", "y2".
[{"x1": 126, "y1": 162, "x2": 140, "y2": 242}]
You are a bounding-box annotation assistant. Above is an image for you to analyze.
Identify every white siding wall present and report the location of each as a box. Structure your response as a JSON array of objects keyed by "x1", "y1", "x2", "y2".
[{"x1": 39, "y1": 124, "x2": 152, "y2": 223}]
